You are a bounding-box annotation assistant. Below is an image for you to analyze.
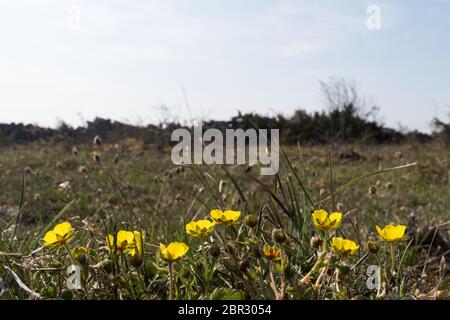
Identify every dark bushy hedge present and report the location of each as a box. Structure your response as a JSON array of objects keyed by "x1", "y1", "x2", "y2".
[{"x1": 0, "y1": 107, "x2": 435, "y2": 147}]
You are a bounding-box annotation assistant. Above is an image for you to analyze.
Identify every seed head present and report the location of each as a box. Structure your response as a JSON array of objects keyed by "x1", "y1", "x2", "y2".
[
  {"x1": 367, "y1": 240, "x2": 380, "y2": 254},
  {"x1": 93, "y1": 152, "x2": 100, "y2": 163},
  {"x1": 78, "y1": 165, "x2": 87, "y2": 173},
  {"x1": 272, "y1": 229, "x2": 287, "y2": 244},
  {"x1": 244, "y1": 214, "x2": 258, "y2": 228},
  {"x1": 239, "y1": 260, "x2": 251, "y2": 273},
  {"x1": 130, "y1": 254, "x2": 143, "y2": 268},
  {"x1": 23, "y1": 166, "x2": 33, "y2": 174},
  {"x1": 310, "y1": 235, "x2": 323, "y2": 249},
  {"x1": 93, "y1": 135, "x2": 102, "y2": 147}
]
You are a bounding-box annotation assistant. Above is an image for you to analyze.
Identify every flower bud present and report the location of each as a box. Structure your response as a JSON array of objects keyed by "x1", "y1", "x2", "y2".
[
  {"x1": 78, "y1": 165, "x2": 87, "y2": 174},
  {"x1": 93, "y1": 135, "x2": 102, "y2": 146},
  {"x1": 244, "y1": 214, "x2": 258, "y2": 228},
  {"x1": 367, "y1": 240, "x2": 380, "y2": 254},
  {"x1": 272, "y1": 229, "x2": 287, "y2": 244},
  {"x1": 93, "y1": 152, "x2": 100, "y2": 163},
  {"x1": 239, "y1": 260, "x2": 250, "y2": 273},
  {"x1": 310, "y1": 235, "x2": 323, "y2": 249},
  {"x1": 130, "y1": 254, "x2": 143, "y2": 269}
]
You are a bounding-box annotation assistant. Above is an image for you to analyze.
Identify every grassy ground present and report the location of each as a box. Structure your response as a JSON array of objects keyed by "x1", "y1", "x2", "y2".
[{"x1": 0, "y1": 139, "x2": 449, "y2": 300}]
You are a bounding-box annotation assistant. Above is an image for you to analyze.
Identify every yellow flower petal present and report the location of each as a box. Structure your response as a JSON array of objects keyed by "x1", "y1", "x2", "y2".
[
  {"x1": 376, "y1": 225, "x2": 384, "y2": 238},
  {"x1": 43, "y1": 230, "x2": 58, "y2": 247},
  {"x1": 210, "y1": 209, "x2": 240, "y2": 225},
  {"x1": 43, "y1": 221, "x2": 73, "y2": 248},
  {"x1": 132, "y1": 231, "x2": 143, "y2": 256},
  {"x1": 210, "y1": 209, "x2": 224, "y2": 222},
  {"x1": 328, "y1": 212, "x2": 342, "y2": 230},
  {"x1": 376, "y1": 224, "x2": 407, "y2": 242},
  {"x1": 53, "y1": 222, "x2": 72, "y2": 237},
  {"x1": 312, "y1": 210, "x2": 342, "y2": 232},
  {"x1": 160, "y1": 242, "x2": 189, "y2": 261},
  {"x1": 331, "y1": 237, "x2": 359, "y2": 257},
  {"x1": 312, "y1": 210, "x2": 328, "y2": 227},
  {"x1": 263, "y1": 244, "x2": 281, "y2": 261},
  {"x1": 223, "y1": 210, "x2": 240, "y2": 224},
  {"x1": 186, "y1": 220, "x2": 215, "y2": 238}
]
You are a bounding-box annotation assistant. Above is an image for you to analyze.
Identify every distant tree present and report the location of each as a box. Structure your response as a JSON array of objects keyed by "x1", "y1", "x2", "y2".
[
  {"x1": 432, "y1": 106, "x2": 450, "y2": 144},
  {"x1": 317, "y1": 78, "x2": 384, "y2": 142}
]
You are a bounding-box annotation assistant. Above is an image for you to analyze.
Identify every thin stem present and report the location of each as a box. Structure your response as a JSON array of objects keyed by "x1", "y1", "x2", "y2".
[
  {"x1": 300, "y1": 250, "x2": 326, "y2": 285},
  {"x1": 63, "y1": 243, "x2": 76, "y2": 265},
  {"x1": 390, "y1": 243, "x2": 395, "y2": 279},
  {"x1": 168, "y1": 262, "x2": 174, "y2": 300},
  {"x1": 278, "y1": 244, "x2": 286, "y2": 297},
  {"x1": 388, "y1": 243, "x2": 396, "y2": 293},
  {"x1": 268, "y1": 262, "x2": 280, "y2": 299}
]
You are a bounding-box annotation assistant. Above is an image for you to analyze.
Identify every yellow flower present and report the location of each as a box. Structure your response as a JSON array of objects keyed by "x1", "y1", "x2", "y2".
[
  {"x1": 312, "y1": 209, "x2": 342, "y2": 232},
  {"x1": 43, "y1": 221, "x2": 73, "y2": 248},
  {"x1": 263, "y1": 244, "x2": 281, "y2": 261},
  {"x1": 376, "y1": 224, "x2": 407, "y2": 242},
  {"x1": 130, "y1": 231, "x2": 143, "y2": 256},
  {"x1": 106, "y1": 230, "x2": 142, "y2": 256},
  {"x1": 71, "y1": 246, "x2": 89, "y2": 259},
  {"x1": 210, "y1": 209, "x2": 240, "y2": 225},
  {"x1": 331, "y1": 237, "x2": 359, "y2": 257},
  {"x1": 186, "y1": 220, "x2": 216, "y2": 238},
  {"x1": 159, "y1": 242, "x2": 189, "y2": 262}
]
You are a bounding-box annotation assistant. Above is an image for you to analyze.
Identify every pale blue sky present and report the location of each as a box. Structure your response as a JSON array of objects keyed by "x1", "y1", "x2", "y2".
[{"x1": 0, "y1": 0, "x2": 449, "y2": 132}]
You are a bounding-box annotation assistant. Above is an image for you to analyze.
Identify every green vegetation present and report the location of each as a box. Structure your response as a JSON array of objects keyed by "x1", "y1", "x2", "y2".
[{"x1": 0, "y1": 139, "x2": 449, "y2": 300}]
